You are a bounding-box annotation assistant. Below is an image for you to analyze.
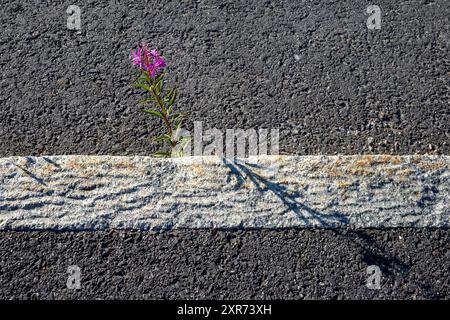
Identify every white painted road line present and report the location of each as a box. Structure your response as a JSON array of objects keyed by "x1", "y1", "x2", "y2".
[{"x1": 0, "y1": 155, "x2": 448, "y2": 230}]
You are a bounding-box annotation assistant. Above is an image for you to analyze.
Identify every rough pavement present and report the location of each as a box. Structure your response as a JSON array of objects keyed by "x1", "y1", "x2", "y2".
[
  {"x1": 0, "y1": 229, "x2": 448, "y2": 300},
  {"x1": 0, "y1": 0, "x2": 448, "y2": 156}
]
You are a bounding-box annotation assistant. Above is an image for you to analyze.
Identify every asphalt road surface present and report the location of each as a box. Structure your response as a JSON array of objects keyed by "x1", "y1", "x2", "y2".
[
  {"x1": 0, "y1": 0, "x2": 449, "y2": 300},
  {"x1": 0, "y1": 0, "x2": 448, "y2": 156},
  {"x1": 0, "y1": 229, "x2": 448, "y2": 299}
]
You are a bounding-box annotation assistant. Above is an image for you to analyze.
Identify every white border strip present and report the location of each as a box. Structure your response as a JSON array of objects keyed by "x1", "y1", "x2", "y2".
[{"x1": 0, "y1": 155, "x2": 448, "y2": 230}]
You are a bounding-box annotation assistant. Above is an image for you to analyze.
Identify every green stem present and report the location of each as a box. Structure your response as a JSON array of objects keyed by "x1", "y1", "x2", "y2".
[{"x1": 146, "y1": 72, "x2": 177, "y2": 149}]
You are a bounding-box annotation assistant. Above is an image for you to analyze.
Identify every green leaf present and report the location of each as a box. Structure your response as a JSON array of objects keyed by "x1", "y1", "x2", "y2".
[
  {"x1": 167, "y1": 88, "x2": 177, "y2": 112},
  {"x1": 171, "y1": 150, "x2": 183, "y2": 158},
  {"x1": 171, "y1": 112, "x2": 185, "y2": 121},
  {"x1": 154, "y1": 78, "x2": 163, "y2": 95},
  {"x1": 142, "y1": 71, "x2": 152, "y2": 84},
  {"x1": 152, "y1": 151, "x2": 171, "y2": 158},
  {"x1": 138, "y1": 98, "x2": 156, "y2": 105},
  {"x1": 134, "y1": 74, "x2": 147, "y2": 84},
  {"x1": 151, "y1": 73, "x2": 164, "y2": 95},
  {"x1": 164, "y1": 89, "x2": 173, "y2": 102},
  {"x1": 175, "y1": 121, "x2": 183, "y2": 132},
  {"x1": 178, "y1": 136, "x2": 191, "y2": 143},
  {"x1": 142, "y1": 109, "x2": 165, "y2": 120},
  {"x1": 133, "y1": 83, "x2": 152, "y2": 93},
  {"x1": 176, "y1": 136, "x2": 191, "y2": 150},
  {"x1": 171, "y1": 112, "x2": 185, "y2": 130},
  {"x1": 155, "y1": 73, "x2": 165, "y2": 83}
]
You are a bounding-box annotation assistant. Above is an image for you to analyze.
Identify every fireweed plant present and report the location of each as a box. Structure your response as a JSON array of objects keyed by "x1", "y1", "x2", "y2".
[{"x1": 131, "y1": 43, "x2": 189, "y2": 157}]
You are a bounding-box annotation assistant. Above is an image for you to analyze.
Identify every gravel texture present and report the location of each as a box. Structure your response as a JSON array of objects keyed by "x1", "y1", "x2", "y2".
[
  {"x1": 0, "y1": 0, "x2": 448, "y2": 156},
  {"x1": 0, "y1": 229, "x2": 448, "y2": 300}
]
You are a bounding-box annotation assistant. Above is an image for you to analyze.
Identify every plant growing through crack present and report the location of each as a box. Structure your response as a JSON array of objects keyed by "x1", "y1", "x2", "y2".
[{"x1": 131, "y1": 43, "x2": 189, "y2": 157}]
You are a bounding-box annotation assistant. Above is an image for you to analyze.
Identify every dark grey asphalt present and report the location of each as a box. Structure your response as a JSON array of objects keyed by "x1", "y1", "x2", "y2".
[
  {"x1": 1, "y1": 0, "x2": 449, "y2": 300},
  {"x1": 0, "y1": 229, "x2": 448, "y2": 300},
  {"x1": 0, "y1": 0, "x2": 448, "y2": 156}
]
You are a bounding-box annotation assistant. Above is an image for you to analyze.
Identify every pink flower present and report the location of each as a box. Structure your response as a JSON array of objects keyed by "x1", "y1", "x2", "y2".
[
  {"x1": 150, "y1": 49, "x2": 159, "y2": 57},
  {"x1": 131, "y1": 43, "x2": 166, "y2": 78},
  {"x1": 131, "y1": 48, "x2": 142, "y2": 67}
]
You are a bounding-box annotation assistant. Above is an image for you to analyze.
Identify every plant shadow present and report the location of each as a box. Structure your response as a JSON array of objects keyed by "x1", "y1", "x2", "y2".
[
  {"x1": 221, "y1": 157, "x2": 349, "y2": 228},
  {"x1": 221, "y1": 158, "x2": 445, "y2": 298}
]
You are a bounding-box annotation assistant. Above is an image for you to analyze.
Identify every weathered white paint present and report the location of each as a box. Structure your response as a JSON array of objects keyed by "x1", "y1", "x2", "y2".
[{"x1": 0, "y1": 155, "x2": 448, "y2": 230}]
